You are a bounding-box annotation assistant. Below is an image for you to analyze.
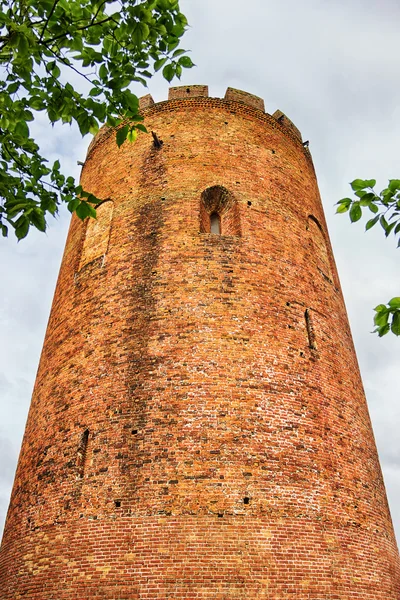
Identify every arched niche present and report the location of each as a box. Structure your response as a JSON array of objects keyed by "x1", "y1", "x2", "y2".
[
  {"x1": 199, "y1": 185, "x2": 241, "y2": 236},
  {"x1": 306, "y1": 215, "x2": 333, "y2": 282},
  {"x1": 79, "y1": 200, "x2": 114, "y2": 270}
]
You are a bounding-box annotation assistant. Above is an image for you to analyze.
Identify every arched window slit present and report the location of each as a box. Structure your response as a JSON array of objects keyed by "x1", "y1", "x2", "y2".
[{"x1": 199, "y1": 185, "x2": 241, "y2": 236}]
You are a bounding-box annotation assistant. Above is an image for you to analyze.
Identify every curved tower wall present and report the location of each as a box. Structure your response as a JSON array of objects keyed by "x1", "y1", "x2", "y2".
[{"x1": 1, "y1": 85, "x2": 399, "y2": 599}]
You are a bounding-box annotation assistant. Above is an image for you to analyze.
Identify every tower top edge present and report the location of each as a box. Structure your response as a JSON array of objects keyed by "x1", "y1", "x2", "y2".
[
  {"x1": 86, "y1": 85, "x2": 305, "y2": 158},
  {"x1": 140, "y1": 86, "x2": 303, "y2": 142}
]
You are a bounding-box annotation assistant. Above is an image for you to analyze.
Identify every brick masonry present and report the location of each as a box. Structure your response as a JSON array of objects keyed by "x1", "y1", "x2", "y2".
[{"x1": 1, "y1": 86, "x2": 399, "y2": 599}]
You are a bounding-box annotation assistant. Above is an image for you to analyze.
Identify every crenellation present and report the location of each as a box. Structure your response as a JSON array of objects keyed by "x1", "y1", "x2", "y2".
[
  {"x1": 224, "y1": 87, "x2": 265, "y2": 112},
  {"x1": 273, "y1": 109, "x2": 302, "y2": 141},
  {"x1": 139, "y1": 94, "x2": 155, "y2": 110},
  {"x1": 168, "y1": 84, "x2": 209, "y2": 99}
]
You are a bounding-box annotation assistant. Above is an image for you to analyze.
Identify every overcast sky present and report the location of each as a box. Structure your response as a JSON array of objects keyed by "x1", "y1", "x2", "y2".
[{"x1": 1, "y1": 0, "x2": 400, "y2": 543}]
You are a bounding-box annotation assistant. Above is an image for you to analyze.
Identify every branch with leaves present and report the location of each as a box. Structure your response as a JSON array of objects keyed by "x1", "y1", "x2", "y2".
[
  {"x1": 0, "y1": 0, "x2": 194, "y2": 239},
  {"x1": 336, "y1": 178, "x2": 400, "y2": 336}
]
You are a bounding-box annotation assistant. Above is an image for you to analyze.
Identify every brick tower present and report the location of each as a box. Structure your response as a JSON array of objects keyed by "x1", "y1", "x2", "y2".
[{"x1": 1, "y1": 85, "x2": 399, "y2": 599}]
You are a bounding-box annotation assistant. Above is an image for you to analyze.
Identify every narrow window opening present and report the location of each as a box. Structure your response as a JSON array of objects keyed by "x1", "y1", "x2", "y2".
[
  {"x1": 305, "y1": 309, "x2": 317, "y2": 350},
  {"x1": 76, "y1": 428, "x2": 89, "y2": 479},
  {"x1": 200, "y1": 185, "x2": 241, "y2": 236},
  {"x1": 114, "y1": 500, "x2": 121, "y2": 508},
  {"x1": 243, "y1": 497, "x2": 250, "y2": 505},
  {"x1": 210, "y1": 212, "x2": 221, "y2": 235}
]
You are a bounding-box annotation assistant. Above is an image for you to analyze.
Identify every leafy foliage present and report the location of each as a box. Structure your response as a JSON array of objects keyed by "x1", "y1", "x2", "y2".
[
  {"x1": 337, "y1": 178, "x2": 400, "y2": 336},
  {"x1": 0, "y1": 0, "x2": 192, "y2": 239},
  {"x1": 374, "y1": 299, "x2": 400, "y2": 337}
]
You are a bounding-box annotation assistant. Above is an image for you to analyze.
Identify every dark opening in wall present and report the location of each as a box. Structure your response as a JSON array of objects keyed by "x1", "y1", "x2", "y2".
[
  {"x1": 199, "y1": 185, "x2": 241, "y2": 236},
  {"x1": 114, "y1": 500, "x2": 121, "y2": 508},
  {"x1": 210, "y1": 212, "x2": 221, "y2": 234},
  {"x1": 243, "y1": 497, "x2": 250, "y2": 505},
  {"x1": 305, "y1": 308, "x2": 317, "y2": 350},
  {"x1": 306, "y1": 215, "x2": 334, "y2": 283},
  {"x1": 76, "y1": 429, "x2": 89, "y2": 479}
]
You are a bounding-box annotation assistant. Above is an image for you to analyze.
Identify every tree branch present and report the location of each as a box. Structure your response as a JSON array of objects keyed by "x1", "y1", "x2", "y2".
[
  {"x1": 39, "y1": 0, "x2": 61, "y2": 43},
  {"x1": 43, "y1": 15, "x2": 116, "y2": 46}
]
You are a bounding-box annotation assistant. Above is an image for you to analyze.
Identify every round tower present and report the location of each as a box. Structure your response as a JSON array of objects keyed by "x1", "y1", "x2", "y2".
[{"x1": 1, "y1": 85, "x2": 399, "y2": 599}]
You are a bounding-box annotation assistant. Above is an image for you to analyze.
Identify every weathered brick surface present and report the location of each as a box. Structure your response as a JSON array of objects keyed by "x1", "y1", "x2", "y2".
[
  {"x1": 168, "y1": 85, "x2": 209, "y2": 99},
  {"x1": 224, "y1": 87, "x2": 265, "y2": 112},
  {"x1": 139, "y1": 94, "x2": 155, "y2": 110},
  {"x1": 1, "y1": 90, "x2": 399, "y2": 599},
  {"x1": 272, "y1": 109, "x2": 302, "y2": 141}
]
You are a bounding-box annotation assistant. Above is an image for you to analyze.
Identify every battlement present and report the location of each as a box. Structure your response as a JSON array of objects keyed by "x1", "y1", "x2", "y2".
[
  {"x1": 138, "y1": 86, "x2": 302, "y2": 141},
  {"x1": 168, "y1": 85, "x2": 209, "y2": 99},
  {"x1": 87, "y1": 85, "x2": 304, "y2": 158},
  {"x1": 224, "y1": 87, "x2": 265, "y2": 112}
]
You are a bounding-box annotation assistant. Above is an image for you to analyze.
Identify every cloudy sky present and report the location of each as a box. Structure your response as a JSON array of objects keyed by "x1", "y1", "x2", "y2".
[{"x1": 1, "y1": 0, "x2": 400, "y2": 542}]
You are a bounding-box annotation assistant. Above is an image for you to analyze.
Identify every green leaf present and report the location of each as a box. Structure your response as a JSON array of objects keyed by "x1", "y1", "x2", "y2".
[
  {"x1": 178, "y1": 55, "x2": 195, "y2": 68},
  {"x1": 89, "y1": 87, "x2": 102, "y2": 97},
  {"x1": 380, "y1": 215, "x2": 389, "y2": 233},
  {"x1": 368, "y1": 202, "x2": 379, "y2": 214},
  {"x1": 7, "y1": 82, "x2": 20, "y2": 94},
  {"x1": 374, "y1": 307, "x2": 389, "y2": 328},
  {"x1": 67, "y1": 198, "x2": 80, "y2": 213},
  {"x1": 384, "y1": 221, "x2": 397, "y2": 237},
  {"x1": 374, "y1": 304, "x2": 388, "y2": 312},
  {"x1": 376, "y1": 323, "x2": 390, "y2": 337},
  {"x1": 116, "y1": 125, "x2": 129, "y2": 147},
  {"x1": 127, "y1": 128, "x2": 138, "y2": 142},
  {"x1": 171, "y1": 48, "x2": 186, "y2": 58},
  {"x1": 17, "y1": 33, "x2": 29, "y2": 57},
  {"x1": 364, "y1": 179, "x2": 376, "y2": 188},
  {"x1": 349, "y1": 202, "x2": 362, "y2": 222},
  {"x1": 99, "y1": 63, "x2": 108, "y2": 80},
  {"x1": 351, "y1": 179, "x2": 368, "y2": 191},
  {"x1": 135, "y1": 123, "x2": 147, "y2": 133},
  {"x1": 391, "y1": 311, "x2": 400, "y2": 336},
  {"x1": 162, "y1": 63, "x2": 175, "y2": 82},
  {"x1": 365, "y1": 215, "x2": 379, "y2": 231},
  {"x1": 388, "y1": 297, "x2": 400, "y2": 309},
  {"x1": 388, "y1": 179, "x2": 400, "y2": 192},
  {"x1": 336, "y1": 200, "x2": 351, "y2": 214},
  {"x1": 29, "y1": 96, "x2": 45, "y2": 110},
  {"x1": 15, "y1": 121, "x2": 29, "y2": 139},
  {"x1": 15, "y1": 217, "x2": 30, "y2": 240},
  {"x1": 76, "y1": 201, "x2": 96, "y2": 220},
  {"x1": 30, "y1": 209, "x2": 46, "y2": 232},
  {"x1": 154, "y1": 57, "x2": 168, "y2": 72}
]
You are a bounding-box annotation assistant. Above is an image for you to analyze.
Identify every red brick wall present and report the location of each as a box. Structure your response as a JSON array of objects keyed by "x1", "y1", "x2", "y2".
[{"x1": 1, "y1": 89, "x2": 399, "y2": 599}]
